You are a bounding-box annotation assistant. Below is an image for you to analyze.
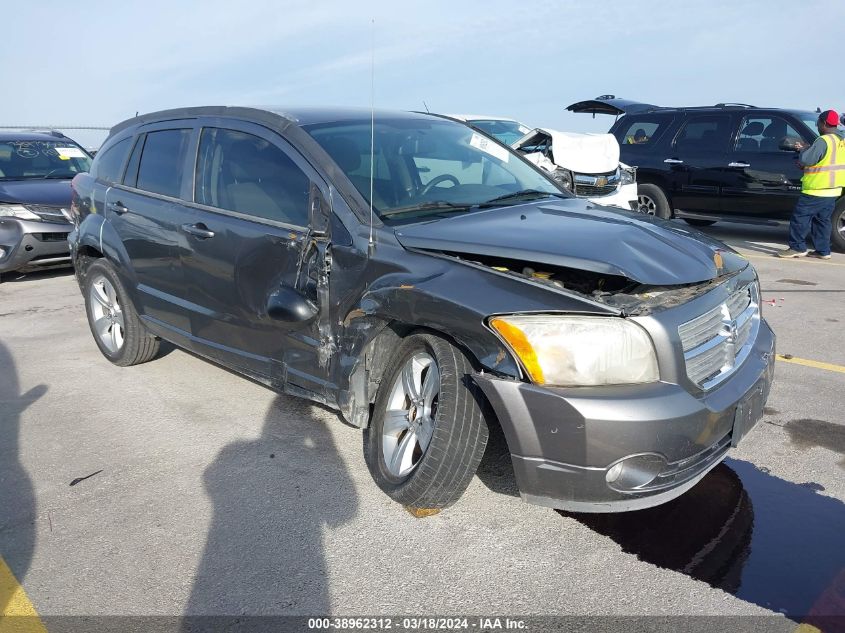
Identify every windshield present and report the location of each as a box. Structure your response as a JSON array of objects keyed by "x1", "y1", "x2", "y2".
[
  {"x1": 0, "y1": 140, "x2": 91, "y2": 180},
  {"x1": 468, "y1": 119, "x2": 532, "y2": 145},
  {"x1": 305, "y1": 117, "x2": 563, "y2": 220}
]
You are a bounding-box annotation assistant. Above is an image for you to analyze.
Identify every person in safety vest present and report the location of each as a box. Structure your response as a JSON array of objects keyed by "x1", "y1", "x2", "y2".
[{"x1": 777, "y1": 109, "x2": 845, "y2": 259}]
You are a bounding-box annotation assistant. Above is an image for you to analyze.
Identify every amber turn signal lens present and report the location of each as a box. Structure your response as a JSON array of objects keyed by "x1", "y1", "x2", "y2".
[{"x1": 490, "y1": 317, "x2": 545, "y2": 384}]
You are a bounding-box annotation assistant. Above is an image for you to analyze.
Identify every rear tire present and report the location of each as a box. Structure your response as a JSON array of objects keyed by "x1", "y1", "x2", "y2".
[
  {"x1": 83, "y1": 260, "x2": 159, "y2": 366},
  {"x1": 637, "y1": 183, "x2": 672, "y2": 219},
  {"x1": 832, "y1": 203, "x2": 845, "y2": 253},
  {"x1": 684, "y1": 219, "x2": 717, "y2": 227},
  {"x1": 364, "y1": 333, "x2": 489, "y2": 509}
]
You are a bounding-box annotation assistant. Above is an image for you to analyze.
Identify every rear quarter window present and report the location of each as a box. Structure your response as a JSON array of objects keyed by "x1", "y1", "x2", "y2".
[
  {"x1": 91, "y1": 138, "x2": 131, "y2": 183},
  {"x1": 616, "y1": 115, "x2": 674, "y2": 146}
]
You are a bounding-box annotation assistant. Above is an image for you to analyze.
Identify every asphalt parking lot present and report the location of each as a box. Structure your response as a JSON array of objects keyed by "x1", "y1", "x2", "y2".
[{"x1": 1, "y1": 220, "x2": 844, "y2": 632}]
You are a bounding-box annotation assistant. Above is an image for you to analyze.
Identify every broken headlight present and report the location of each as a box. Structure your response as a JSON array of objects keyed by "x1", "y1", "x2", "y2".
[
  {"x1": 552, "y1": 168, "x2": 573, "y2": 191},
  {"x1": 620, "y1": 166, "x2": 636, "y2": 185},
  {"x1": 490, "y1": 315, "x2": 658, "y2": 386},
  {"x1": 0, "y1": 205, "x2": 40, "y2": 220}
]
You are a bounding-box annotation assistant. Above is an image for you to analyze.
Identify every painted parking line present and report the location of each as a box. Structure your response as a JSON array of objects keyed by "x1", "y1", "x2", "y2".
[
  {"x1": 740, "y1": 253, "x2": 845, "y2": 267},
  {"x1": 0, "y1": 556, "x2": 46, "y2": 633},
  {"x1": 777, "y1": 354, "x2": 845, "y2": 375}
]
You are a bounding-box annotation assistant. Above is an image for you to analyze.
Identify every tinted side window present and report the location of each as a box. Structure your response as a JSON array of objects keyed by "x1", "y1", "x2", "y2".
[
  {"x1": 674, "y1": 115, "x2": 733, "y2": 152},
  {"x1": 136, "y1": 129, "x2": 191, "y2": 197},
  {"x1": 735, "y1": 116, "x2": 804, "y2": 153},
  {"x1": 92, "y1": 138, "x2": 131, "y2": 183},
  {"x1": 195, "y1": 128, "x2": 310, "y2": 226},
  {"x1": 617, "y1": 115, "x2": 672, "y2": 146}
]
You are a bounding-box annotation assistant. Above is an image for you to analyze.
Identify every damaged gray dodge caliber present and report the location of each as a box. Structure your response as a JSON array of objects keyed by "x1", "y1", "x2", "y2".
[{"x1": 68, "y1": 107, "x2": 775, "y2": 512}]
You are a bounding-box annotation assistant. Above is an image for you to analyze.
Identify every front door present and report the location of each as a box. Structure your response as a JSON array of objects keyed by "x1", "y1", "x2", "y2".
[
  {"x1": 720, "y1": 114, "x2": 809, "y2": 220},
  {"x1": 182, "y1": 120, "x2": 333, "y2": 394}
]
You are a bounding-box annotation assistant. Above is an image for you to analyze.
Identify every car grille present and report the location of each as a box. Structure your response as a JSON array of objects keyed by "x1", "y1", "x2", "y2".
[
  {"x1": 678, "y1": 282, "x2": 760, "y2": 389},
  {"x1": 575, "y1": 183, "x2": 618, "y2": 197},
  {"x1": 573, "y1": 170, "x2": 619, "y2": 198},
  {"x1": 33, "y1": 232, "x2": 69, "y2": 242},
  {"x1": 28, "y1": 205, "x2": 71, "y2": 224}
]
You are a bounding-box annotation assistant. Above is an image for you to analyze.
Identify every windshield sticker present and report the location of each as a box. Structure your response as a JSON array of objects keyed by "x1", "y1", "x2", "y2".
[
  {"x1": 470, "y1": 133, "x2": 509, "y2": 163},
  {"x1": 55, "y1": 146, "x2": 86, "y2": 159}
]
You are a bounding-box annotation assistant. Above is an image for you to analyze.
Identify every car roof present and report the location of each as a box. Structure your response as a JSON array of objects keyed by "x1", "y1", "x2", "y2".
[
  {"x1": 0, "y1": 131, "x2": 72, "y2": 142},
  {"x1": 566, "y1": 96, "x2": 821, "y2": 118},
  {"x1": 108, "y1": 106, "x2": 440, "y2": 136},
  {"x1": 446, "y1": 114, "x2": 520, "y2": 123}
]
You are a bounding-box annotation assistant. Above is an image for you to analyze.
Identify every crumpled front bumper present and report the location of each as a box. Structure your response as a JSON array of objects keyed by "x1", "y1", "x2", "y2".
[
  {"x1": 473, "y1": 319, "x2": 775, "y2": 513},
  {"x1": 0, "y1": 217, "x2": 72, "y2": 274},
  {"x1": 585, "y1": 182, "x2": 638, "y2": 210}
]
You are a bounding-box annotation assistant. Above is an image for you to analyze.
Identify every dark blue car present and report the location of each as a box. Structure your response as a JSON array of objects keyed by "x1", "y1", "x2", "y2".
[{"x1": 0, "y1": 131, "x2": 92, "y2": 279}]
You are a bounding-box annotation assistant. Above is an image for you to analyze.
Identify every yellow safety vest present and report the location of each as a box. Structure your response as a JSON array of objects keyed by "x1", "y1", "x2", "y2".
[{"x1": 802, "y1": 133, "x2": 845, "y2": 197}]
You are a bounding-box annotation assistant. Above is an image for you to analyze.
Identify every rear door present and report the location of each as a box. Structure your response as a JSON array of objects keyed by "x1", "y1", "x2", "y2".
[
  {"x1": 720, "y1": 113, "x2": 809, "y2": 219},
  {"x1": 106, "y1": 124, "x2": 199, "y2": 334},
  {"x1": 182, "y1": 118, "x2": 331, "y2": 391},
  {"x1": 664, "y1": 113, "x2": 736, "y2": 213}
]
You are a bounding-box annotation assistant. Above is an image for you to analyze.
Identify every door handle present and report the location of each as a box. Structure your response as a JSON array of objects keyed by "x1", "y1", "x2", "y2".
[
  {"x1": 728, "y1": 162, "x2": 751, "y2": 168},
  {"x1": 664, "y1": 158, "x2": 684, "y2": 164},
  {"x1": 108, "y1": 201, "x2": 129, "y2": 214},
  {"x1": 181, "y1": 223, "x2": 215, "y2": 239}
]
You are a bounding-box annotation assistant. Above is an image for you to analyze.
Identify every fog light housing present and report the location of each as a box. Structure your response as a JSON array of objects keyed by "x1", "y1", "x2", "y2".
[
  {"x1": 605, "y1": 454, "x2": 667, "y2": 491},
  {"x1": 0, "y1": 246, "x2": 6, "y2": 260}
]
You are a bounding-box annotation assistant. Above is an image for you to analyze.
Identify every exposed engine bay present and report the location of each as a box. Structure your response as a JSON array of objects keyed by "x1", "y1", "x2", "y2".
[{"x1": 442, "y1": 251, "x2": 730, "y2": 315}]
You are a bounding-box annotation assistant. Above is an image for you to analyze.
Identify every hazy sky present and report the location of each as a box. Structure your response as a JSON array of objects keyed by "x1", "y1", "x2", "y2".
[{"x1": 4, "y1": 0, "x2": 843, "y2": 148}]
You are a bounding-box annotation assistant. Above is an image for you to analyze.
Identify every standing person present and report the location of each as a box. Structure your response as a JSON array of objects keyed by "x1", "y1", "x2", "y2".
[{"x1": 777, "y1": 109, "x2": 845, "y2": 259}]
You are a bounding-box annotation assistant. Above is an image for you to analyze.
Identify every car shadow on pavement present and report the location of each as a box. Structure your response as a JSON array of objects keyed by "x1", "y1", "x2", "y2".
[
  {"x1": 183, "y1": 394, "x2": 358, "y2": 625},
  {"x1": 477, "y1": 431, "x2": 845, "y2": 627},
  {"x1": 0, "y1": 340, "x2": 46, "y2": 613},
  {"x1": 0, "y1": 268, "x2": 75, "y2": 284}
]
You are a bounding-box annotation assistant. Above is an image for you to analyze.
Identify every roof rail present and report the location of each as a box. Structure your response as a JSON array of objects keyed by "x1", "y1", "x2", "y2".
[{"x1": 714, "y1": 103, "x2": 755, "y2": 108}]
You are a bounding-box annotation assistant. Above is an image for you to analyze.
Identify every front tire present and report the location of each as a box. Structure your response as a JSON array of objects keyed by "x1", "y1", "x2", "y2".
[
  {"x1": 83, "y1": 260, "x2": 159, "y2": 366},
  {"x1": 833, "y1": 203, "x2": 845, "y2": 253},
  {"x1": 637, "y1": 183, "x2": 672, "y2": 219},
  {"x1": 364, "y1": 333, "x2": 489, "y2": 509}
]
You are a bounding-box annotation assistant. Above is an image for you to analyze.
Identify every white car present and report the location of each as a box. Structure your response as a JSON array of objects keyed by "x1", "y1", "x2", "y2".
[
  {"x1": 449, "y1": 115, "x2": 637, "y2": 210},
  {"x1": 511, "y1": 128, "x2": 638, "y2": 211}
]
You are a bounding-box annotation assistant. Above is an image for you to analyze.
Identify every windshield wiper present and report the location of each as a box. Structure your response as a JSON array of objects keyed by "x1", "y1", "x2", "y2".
[
  {"x1": 381, "y1": 201, "x2": 471, "y2": 218},
  {"x1": 477, "y1": 189, "x2": 566, "y2": 208}
]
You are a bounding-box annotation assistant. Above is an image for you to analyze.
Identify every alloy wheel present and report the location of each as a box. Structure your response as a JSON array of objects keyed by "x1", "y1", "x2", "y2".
[
  {"x1": 637, "y1": 194, "x2": 657, "y2": 215},
  {"x1": 89, "y1": 274, "x2": 125, "y2": 353},
  {"x1": 381, "y1": 352, "x2": 440, "y2": 477}
]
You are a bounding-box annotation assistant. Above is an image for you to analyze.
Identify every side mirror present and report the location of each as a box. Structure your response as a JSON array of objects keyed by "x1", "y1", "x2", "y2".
[
  {"x1": 779, "y1": 136, "x2": 804, "y2": 152},
  {"x1": 310, "y1": 183, "x2": 330, "y2": 237},
  {"x1": 266, "y1": 286, "x2": 318, "y2": 323}
]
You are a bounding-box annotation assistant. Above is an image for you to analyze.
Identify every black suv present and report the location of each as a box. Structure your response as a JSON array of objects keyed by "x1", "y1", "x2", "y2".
[
  {"x1": 567, "y1": 96, "x2": 844, "y2": 251},
  {"x1": 0, "y1": 131, "x2": 92, "y2": 279},
  {"x1": 68, "y1": 106, "x2": 774, "y2": 512}
]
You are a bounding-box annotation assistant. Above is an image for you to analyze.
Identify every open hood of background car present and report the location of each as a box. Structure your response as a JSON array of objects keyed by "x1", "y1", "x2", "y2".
[
  {"x1": 513, "y1": 128, "x2": 620, "y2": 174},
  {"x1": 394, "y1": 199, "x2": 747, "y2": 286},
  {"x1": 566, "y1": 96, "x2": 657, "y2": 117}
]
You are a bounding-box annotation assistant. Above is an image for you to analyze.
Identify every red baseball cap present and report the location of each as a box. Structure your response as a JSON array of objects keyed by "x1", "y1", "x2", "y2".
[{"x1": 820, "y1": 109, "x2": 839, "y2": 126}]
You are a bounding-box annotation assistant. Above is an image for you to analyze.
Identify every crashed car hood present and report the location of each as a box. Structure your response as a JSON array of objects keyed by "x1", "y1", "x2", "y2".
[
  {"x1": 0, "y1": 179, "x2": 73, "y2": 207},
  {"x1": 515, "y1": 128, "x2": 620, "y2": 174},
  {"x1": 394, "y1": 199, "x2": 747, "y2": 286}
]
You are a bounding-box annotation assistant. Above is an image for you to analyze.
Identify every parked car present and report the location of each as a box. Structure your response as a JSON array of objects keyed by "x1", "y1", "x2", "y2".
[
  {"x1": 68, "y1": 106, "x2": 774, "y2": 512},
  {"x1": 0, "y1": 131, "x2": 91, "y2": 280},
  {"x1": 567, "y1": 95, "x2": 845, "y2": 251},
  {"x1": 511, "y1": 127, "x2": 638, "y2": 211},
  {"x1": 447, "y1": 115, "x2": 637, "y2": 210}
]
